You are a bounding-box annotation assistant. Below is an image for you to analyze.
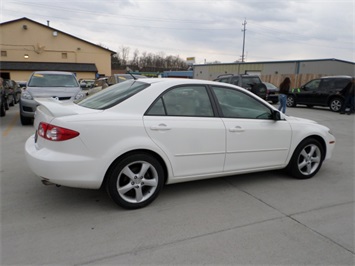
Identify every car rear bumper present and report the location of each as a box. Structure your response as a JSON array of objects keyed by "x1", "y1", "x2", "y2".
[{"x1": 25, "y1": 134, "x2": 104, "y2": 189}]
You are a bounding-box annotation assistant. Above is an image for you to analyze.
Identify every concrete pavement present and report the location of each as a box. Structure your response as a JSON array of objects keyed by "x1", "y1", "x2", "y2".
[{"x1": 1, "y1": 105, "x2": 354, "y2": 265}]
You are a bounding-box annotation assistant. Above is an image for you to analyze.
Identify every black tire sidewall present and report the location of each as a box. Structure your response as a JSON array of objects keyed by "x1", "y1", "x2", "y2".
[{"x1": 106, "y1": 153, "x2": 164, "y2": 209}]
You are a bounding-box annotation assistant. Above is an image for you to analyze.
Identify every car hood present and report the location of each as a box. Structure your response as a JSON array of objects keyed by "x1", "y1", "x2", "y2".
[
  {"x1": 26, "y1": 86, "x2": 81, "y2": 97},
  {"x1": 285, "y1": 115, "x2": 318, "y2": 124}
]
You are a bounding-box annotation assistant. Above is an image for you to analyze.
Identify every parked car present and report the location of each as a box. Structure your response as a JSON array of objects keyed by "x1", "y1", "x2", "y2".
[
  {"x1": 287, "y1": 76, "x2": 353, "y2": 112},
  {"x1": 20, "y1": 71, "x2": 85, "y2": 125},
  {"x1": 107, "y1": 73, "x2": 146, "y2": 86},
  {"x1": 0, "y1": 78, "x2": 6, "y2": 117},
  {"x1": 2, "y1": 79, "x2": 18, "y2": 107},
  {"x1": 214, "y1": 74, "x2": 267, "y2": 100},
  {"x1": 25, "y1": 78, "x2": 335, "y2": 209},
  {"x1": 263, "y1": 82, "x2": 279, "y2": 103},
  {"x1": 79, "y1": 79, "x2": 95, "y2": 89}
]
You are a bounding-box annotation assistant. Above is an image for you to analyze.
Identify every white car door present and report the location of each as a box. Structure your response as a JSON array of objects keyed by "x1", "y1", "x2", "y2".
[
  {"x1": 211, "y1": 85, "x2": 292, "y2": 172},
  {"x1": 144, "y1": 85, "x2": 226, "y2": 178}
]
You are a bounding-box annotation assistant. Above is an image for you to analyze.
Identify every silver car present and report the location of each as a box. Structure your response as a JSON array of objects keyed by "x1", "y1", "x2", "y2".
[{"x1": 20, "y1": 71, "x2": 85, "y2": 125}]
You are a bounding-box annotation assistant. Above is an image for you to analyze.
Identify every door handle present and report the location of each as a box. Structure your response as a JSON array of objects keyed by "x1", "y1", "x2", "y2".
[
  {"x1": 150, "y1": 123, "x2": 171, "y2": 131},
  {"x1": 229, "y1": 126, "x2": 244, "y2": 132}
]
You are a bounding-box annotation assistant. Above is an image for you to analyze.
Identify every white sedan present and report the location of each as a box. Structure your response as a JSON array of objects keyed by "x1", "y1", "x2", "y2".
[{"x1": 25, "y1": 78, "x2": 336, "y2": 209}]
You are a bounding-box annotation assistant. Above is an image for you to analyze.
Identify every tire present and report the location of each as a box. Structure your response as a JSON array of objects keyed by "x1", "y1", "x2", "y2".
[
  {"x1": 4, "y1": 99, "x2": 9, "y2": 110},
  {"x1": 287, "y1": 138, "x2": 324, "y2": 179},
  {"x1": 286, "y1": 95, "x2": 296, "y2": 107},
  {"x1": 106, "y1": 153, "x2": 164, "y2": 209},
  {"x1": 10, "y1": 96, "x2": 15, "y2": 106},
  {"x1": 329, "y1": 98, "x2": 343, "y2": 112},
  {"x1": 15, "y1": 92, "x2": 21, "y2": 104},
  {"x1": 307, "y1": 105, "x2": 314, "y2": 108},
  {"x1": 0, "y1": 102, "x2": 5, "y2": 117},
  {"x1": 9, "y1": 95, "x2": 15, "y2": 106},
  {"x1": 20, "y1": 113, "x2": 33, "y2": 125}
]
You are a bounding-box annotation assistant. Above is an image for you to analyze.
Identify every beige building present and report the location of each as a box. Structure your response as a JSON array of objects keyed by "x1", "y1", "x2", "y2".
[{"x1": 0, "y1": 17, "x2": 114, "y2": 81}]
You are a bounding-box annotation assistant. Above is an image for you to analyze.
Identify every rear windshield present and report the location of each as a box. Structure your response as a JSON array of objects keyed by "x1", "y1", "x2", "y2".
[
  {"x1": 77, "y1": 80, "x2": 150, "y2": 110},
  {"x1": 28, "y1": 73, "x2": 79, "y2": 87}
]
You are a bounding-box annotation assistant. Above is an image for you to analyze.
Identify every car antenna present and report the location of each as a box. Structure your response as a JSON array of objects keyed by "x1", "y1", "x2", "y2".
[{"x1": 127, "y1": 71, "x2": 137, "y2": 80}]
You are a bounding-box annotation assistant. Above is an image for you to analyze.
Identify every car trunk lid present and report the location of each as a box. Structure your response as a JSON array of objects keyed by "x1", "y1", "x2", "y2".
[{"x1": 34, "y1": 98, "x2": 102, "y2": 129}]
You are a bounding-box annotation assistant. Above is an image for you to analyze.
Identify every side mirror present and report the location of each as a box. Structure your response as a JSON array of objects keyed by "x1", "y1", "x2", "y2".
[{"x1": 272, "y1": 110, "x2": 281, "y2": 121}]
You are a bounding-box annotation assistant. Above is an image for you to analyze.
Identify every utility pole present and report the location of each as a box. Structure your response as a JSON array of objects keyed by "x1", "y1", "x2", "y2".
[{"x1": 241, "y1": 19, "x2": 247, "y2": 63}]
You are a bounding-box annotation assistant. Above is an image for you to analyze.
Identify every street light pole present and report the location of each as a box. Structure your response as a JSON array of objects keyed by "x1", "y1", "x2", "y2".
[{"x1": 241, "y1": 19, "x2": 247, "y2": 63}]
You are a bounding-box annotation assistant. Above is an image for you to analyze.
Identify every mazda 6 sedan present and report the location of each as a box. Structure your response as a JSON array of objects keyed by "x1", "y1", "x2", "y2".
[{"x1": 25, "y1": 78, "x2": 336, "y2": 209}]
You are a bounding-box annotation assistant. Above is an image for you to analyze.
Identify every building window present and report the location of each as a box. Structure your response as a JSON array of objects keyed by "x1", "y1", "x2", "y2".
[
  {"x1": 62, "y1": 53, "x2": 68, "y2": 59},
  {"x1": 1, "y1": 51, "x2": 7, "y2": 57}
]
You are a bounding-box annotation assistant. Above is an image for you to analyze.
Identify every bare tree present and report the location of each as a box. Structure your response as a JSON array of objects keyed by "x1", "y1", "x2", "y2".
[{"x1": 113, "y1": 47, "x2": 188, "y2": 71}]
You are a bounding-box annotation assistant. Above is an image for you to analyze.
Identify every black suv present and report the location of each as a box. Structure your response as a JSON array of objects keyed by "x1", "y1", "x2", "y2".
[
  {"x1": 287, "y1": 76, "x2": 353, "y2": 112},
  {"x1": 214, "y1": 74, "x2": 267, "y2": 100}
]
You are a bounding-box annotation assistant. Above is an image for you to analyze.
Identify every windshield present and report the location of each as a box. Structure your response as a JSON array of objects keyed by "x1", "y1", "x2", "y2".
[
  {"x1": 28, "y1": 73, "x2": 79, "y2": 87},
  {"x1": 77, "y1": 80, "x2": 150, "y2": 109}
]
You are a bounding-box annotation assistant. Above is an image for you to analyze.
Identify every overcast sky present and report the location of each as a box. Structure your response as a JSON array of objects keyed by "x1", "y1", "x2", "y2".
[{"x1": 1, "y1": 0, "x2": 354, "y2": 64}]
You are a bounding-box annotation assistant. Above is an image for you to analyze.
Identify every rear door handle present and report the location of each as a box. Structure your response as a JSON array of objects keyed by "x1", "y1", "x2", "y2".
[
  {"x1": 229, "y1": 126, "x2": 244, "y2": 132},
  {"x1": 150, "y1": 123, "x2": 172, "y2": 131}
]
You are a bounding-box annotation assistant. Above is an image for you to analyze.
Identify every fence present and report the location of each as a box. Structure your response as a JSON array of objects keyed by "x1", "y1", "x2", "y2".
[{"x1": 260, "y1": 74, "x2": 324, "y2": 88}]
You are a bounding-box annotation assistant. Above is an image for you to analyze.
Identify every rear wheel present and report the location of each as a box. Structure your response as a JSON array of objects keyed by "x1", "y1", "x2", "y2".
[
  {"x1": 329, "y1": 98, "x2": 343, "y2": 112},
  {"x1": 0, "y1": 102, "x2": 5, "y2": 117},
  {"x1": 287, "y1": 95, "x2": 296, "y2": 107},
  {"x1": 287, "y1": 138, "x2": 324, "y2": 179},
  {"x1": 106, "y1": 153, "x2": 164, "y2": 209}
]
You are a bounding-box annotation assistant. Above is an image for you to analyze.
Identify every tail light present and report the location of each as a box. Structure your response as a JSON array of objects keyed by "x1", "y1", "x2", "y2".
[{"x1": 37, "y1": 122, "x2": 79, "y2": 141}]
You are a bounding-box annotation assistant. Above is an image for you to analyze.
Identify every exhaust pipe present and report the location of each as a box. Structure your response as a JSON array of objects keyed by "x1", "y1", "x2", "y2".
[{"x1": 41, "y1": 178, "x2": 60, "y2": 187}]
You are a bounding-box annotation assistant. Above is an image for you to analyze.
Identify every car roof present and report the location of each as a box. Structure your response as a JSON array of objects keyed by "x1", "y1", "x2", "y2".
[
  {"x1": 136, "y1": 78, "x2": 242, "y2": 88},
  {"x1": 321, "y1": 75, "x2": 353, "y2": 79},
  {"x1": 32, "y1": 71, "x2": 75, "y2": 75}
]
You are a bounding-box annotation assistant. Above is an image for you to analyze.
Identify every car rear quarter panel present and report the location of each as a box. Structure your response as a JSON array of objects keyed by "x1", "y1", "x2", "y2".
[{"x1": 56, "y1": 113, "x2": 173, "y2": 184}]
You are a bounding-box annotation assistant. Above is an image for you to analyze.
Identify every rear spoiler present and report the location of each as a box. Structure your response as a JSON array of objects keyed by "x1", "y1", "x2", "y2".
[{"x1": 34, "y1": 98, "x2": 78, "y2": 117}]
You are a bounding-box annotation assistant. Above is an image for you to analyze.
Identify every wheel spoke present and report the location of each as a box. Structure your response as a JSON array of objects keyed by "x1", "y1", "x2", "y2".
[
  {"x1": 300, "y1": 149, "x2": 308, "y2": 158},
  {"x1": 135, "y1": 187, "x2": 144, "y2": 202},
  {"x1": 309, "y1": 145, "x2": 317, "y2": 156},
  {"x1": 122, "y1": 165, "x2": 135, "y2": 180},
  {"x1": 118, "y1": 183, "x2": 134, "y2": 195},
  {"x1": 306, "y1": 163, "x2": 312, "y2": 174},
  {"x1": 311, "y1": 155, "x2": 321, "y2": 163},
  {"x1": 139, "y1": 162, "x2": 151, "y2": 177},
  {"x1": 142, "y1": 178, "x2": 158, "y2": 187},
  {"x1": 298, "y1": 159, "x2": 307, "y2": 169}
]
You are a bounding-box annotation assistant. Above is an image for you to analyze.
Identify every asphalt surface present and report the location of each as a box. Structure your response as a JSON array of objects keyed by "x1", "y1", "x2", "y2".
[{"x1": 1, "y1": 104, "x2": 354, "y2": 265}]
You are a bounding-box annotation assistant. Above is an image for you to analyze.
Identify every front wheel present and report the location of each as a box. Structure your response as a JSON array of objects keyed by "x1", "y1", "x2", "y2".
[
  {"x1": 20, "y1": 113, "x2": 33, "y2": 125},
  {"x1": 287, "y1": 138, "x2": 324, "y2": 179},
  {"x1": 106, "y1": 153, "x2": 164, "y2": 209},
  {"x1": 329, "y1": 98, "x2": 343, "y2": 112}
]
